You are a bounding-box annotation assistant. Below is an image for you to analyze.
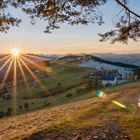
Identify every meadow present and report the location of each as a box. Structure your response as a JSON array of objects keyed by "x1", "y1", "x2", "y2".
[
  {"x1": 0, "y1": 80, "x2": 140, "y2": 140},
  {"x1": 0, "y1": 58, "x2": 140, "y2": 139},
  {"x1": 0, "y1": 59, "x2": 95, "y2": 115},
  {"x1": 0, "y1": 58, "x2": 139, "y2": 118}
]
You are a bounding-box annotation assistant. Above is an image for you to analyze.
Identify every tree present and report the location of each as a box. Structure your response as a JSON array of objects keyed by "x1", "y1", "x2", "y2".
[
  {"x1": 134, "y1": 68, "x2": 140, "y2": 79},
  {"x1": 0, "y1": 0, "x2": 140, "y2": 43},
  {"x1": 5, "y1": 108, "x2": 13, "y2": 116},
  {"x1": 24, "y1": 102, "x2": 30, "y2": 111},
  {"x1": 0, "y1": 111, "x2": 5, "y2": 118},
  {"x1": 43, "y1": 60, "x2": 50, "y2": 67},
  {"x1": 19, "y1": 105, "x2": 23, "y2": 110},
  {"x1": 57, "y1": 82, "x2": 61, "y2": 88}
]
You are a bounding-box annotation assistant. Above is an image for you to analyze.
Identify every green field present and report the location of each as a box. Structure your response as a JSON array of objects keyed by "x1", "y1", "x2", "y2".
[
  {"x1": 0, "y1": 59, "x2": 140, "y2": 139},
  {"x1": 0, "y1": 60, "x2": 95, "y2": 115},
  {"x1": 0, "y1": 59, "x2": 140, "y2": 117}
]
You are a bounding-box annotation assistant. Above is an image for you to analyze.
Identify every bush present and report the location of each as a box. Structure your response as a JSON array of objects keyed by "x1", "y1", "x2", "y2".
[
  {"x1": 57, "y1": 82, "x2": 61, "y2": 88},
  {"x1": 44, "y1": 101, "x2": 51, "y2": 106},
  {"x1": 66, "y1": 93, "x2": 73, "y2": 97},
  {"x1": 38, "y1": 91, "x2": 50, "y2": 97},
  {"x1": 5, "y1": 108, "x2": 13, "y2": 116},
  {"x1": 0, "y1": 111, "x2": 5, "y2": 118},
  {"x1": 24, "y1": 103, "x2": 30, "y2": 111},
  {"x1": 19, "y1": 105, "x2": 23, "y2": 110}
]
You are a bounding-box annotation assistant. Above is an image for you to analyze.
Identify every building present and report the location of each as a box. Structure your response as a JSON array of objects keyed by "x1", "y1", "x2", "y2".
[{"x1": 101, "y1": 76, "x2": 117, "y2": 86}]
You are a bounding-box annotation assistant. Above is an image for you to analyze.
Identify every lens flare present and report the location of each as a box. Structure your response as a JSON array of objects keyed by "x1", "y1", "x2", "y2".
[
  {"x1": 96, "y1": 90, "x2": 126, "y2": 110},
  {"x1": 96, "y1": 90, "x2": 107, "y2": 98},
  {"x1": 112, "y1": 100, "x2": 126, "y2": 109}
]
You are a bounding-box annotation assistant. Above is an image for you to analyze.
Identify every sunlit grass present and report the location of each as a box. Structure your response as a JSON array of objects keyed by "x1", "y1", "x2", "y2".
[
  {"x1": 0, "y1": 85, "x2": 140, "y2": 140},
  {"x1": 0, "y1": 50, "x2": 52, "y2": 113},
  {"x1": 21, "y1": 55, "x2": 46, "y2": 72},
  {"x1": 1, "y1": 58, "x2": 14, "y2": 87},
  {"x1": 18, "y1": 57, "x2": 47, "y2": 92},
  {"x1": 17, "y1": 58, "x2": 32, "y2": 96},
  {"x1": 12, "y1": 58, "x2": 18, "y2": 113}
]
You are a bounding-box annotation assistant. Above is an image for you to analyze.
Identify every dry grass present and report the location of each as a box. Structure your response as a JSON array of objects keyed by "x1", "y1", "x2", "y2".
[{"x1": 0, "y1": 85, "x2": 140, "y2": 140}]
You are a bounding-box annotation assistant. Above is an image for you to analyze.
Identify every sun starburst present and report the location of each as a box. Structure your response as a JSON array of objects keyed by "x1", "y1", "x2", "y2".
[
  {"x1": 0, "y1": 50, "x2": 49, "y2": 113},
  {"x1": 11, "y1": 48, "x2": 20, "y2": 57}
]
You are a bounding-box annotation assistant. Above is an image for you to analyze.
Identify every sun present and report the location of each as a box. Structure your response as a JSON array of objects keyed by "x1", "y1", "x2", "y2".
[{"x1": 11, "y1": 48, "x2": 20, "y2": 57}]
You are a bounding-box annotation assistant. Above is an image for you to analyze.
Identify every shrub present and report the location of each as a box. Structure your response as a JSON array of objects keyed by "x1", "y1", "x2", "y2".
[
  {"x1": 44, "y1": 101, "x2": 51, "y2": 106},
  {"x1": 5, "y1": 108, "x2": 13, "y2": 116},
  {"x1": 24, "y1": 103, "x2": 30, "y2": 111},
  {"x1": 57, "y1": 82, "x2": 61, "y2": 88},
  {"x1": 0, "y1": 111, "x2": 5, "y2": 118},
  {"x1": 19, "y1": 105, "x2": 23, "y2": 110},
  {"x1": 66, "y1": 93, "x2": 73, "y2": 97}
]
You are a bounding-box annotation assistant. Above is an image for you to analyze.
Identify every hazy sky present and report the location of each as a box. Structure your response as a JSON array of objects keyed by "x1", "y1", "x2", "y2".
[{"x1": 0, "y1": 0, "x2": 140, "y2": 54}]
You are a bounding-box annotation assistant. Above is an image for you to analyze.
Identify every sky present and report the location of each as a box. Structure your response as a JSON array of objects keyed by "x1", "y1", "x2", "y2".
[{"x1": 0, "y1": 0, "x2": 140, "y2": 55}]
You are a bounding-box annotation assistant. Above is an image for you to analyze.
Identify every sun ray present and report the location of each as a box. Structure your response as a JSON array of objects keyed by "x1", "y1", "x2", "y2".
[
  {"x1": 1, "y1": 58, "x2": 14, "y2": 87},
  {"x1": 18, "y1": 57, "x2": 47, "y2": 91},
  {"x1": 23, "y1": 54, "x2": 44, "y2": 60},
  {"x1": 23, "y1": 55, "x2": 65, "y2": 87},
  {"x1": 17, "y1": 58, "x2": 32, "y2": 95},
  {"x1": 21, "y1": 55, "x2": 53, "y2": 74},
  {"x1": 12, "y1": 58, "x2": 18, "y2": 113},
  {"x1": 0, "y1": 55, "x2": 10, "y2": 63},
  {"x1": 0, "y1": 57, "x2": 12, "y2": 72},
  {"x1": 21, "y1": 55, "x2": 46, "y2": 72}
]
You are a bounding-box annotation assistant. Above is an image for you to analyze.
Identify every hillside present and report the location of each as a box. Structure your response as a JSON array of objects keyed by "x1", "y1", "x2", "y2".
[
  {"x1": 0, "y1": 82, "x2": 140, "y2": 140},
  {"x1": 0, "y1": 59, "x2": 95, "y2": 116},
  {"x1": 96, "y1": 53, "x2": 140, "y2": 67},
  {"x1": 60, "y1": 54, "x2": 139, "y2": 68},
  {"x1": 89, "y1": 55, "x2": 138, "y2": 69}
]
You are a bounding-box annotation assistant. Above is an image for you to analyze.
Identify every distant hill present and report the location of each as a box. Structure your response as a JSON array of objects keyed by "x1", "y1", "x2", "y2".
[
  {"x1": 95, "y1": 53, "x2": 140, "y2": 67},
  {"x1": 60, "y1": 54, "x2": 139, "y2": 69},
  {"x1": 27, "y1": 54, "x2": 63, "y2": 60},
  {"x1": 89, "y1": 55, "x2": 138, "y2": 69},
  {"x1": 59, "y1": 55, "x2": 80, "y2": 60}
]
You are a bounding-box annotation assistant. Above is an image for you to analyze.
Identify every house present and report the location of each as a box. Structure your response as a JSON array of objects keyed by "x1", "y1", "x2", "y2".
[
  {"x1": 93, "y1": 71, "x2": 105, "y2": 78},
  {"x1": 101, "y1": 76, "x2": 117, "y2": 86}
]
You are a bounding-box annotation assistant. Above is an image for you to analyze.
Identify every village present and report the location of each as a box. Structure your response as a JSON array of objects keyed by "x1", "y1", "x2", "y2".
[{"x1": 87, "y1": 69, "x2": 138, "y2": 87}]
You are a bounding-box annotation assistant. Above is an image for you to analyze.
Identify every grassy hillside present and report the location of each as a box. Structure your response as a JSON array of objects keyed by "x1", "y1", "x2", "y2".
[
  {"x1": 0, "y1": 60, "x2": 95, "y2": 115},
  {"x1": 0, "y1": 81, "x2": 140, "y2": 140}
]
